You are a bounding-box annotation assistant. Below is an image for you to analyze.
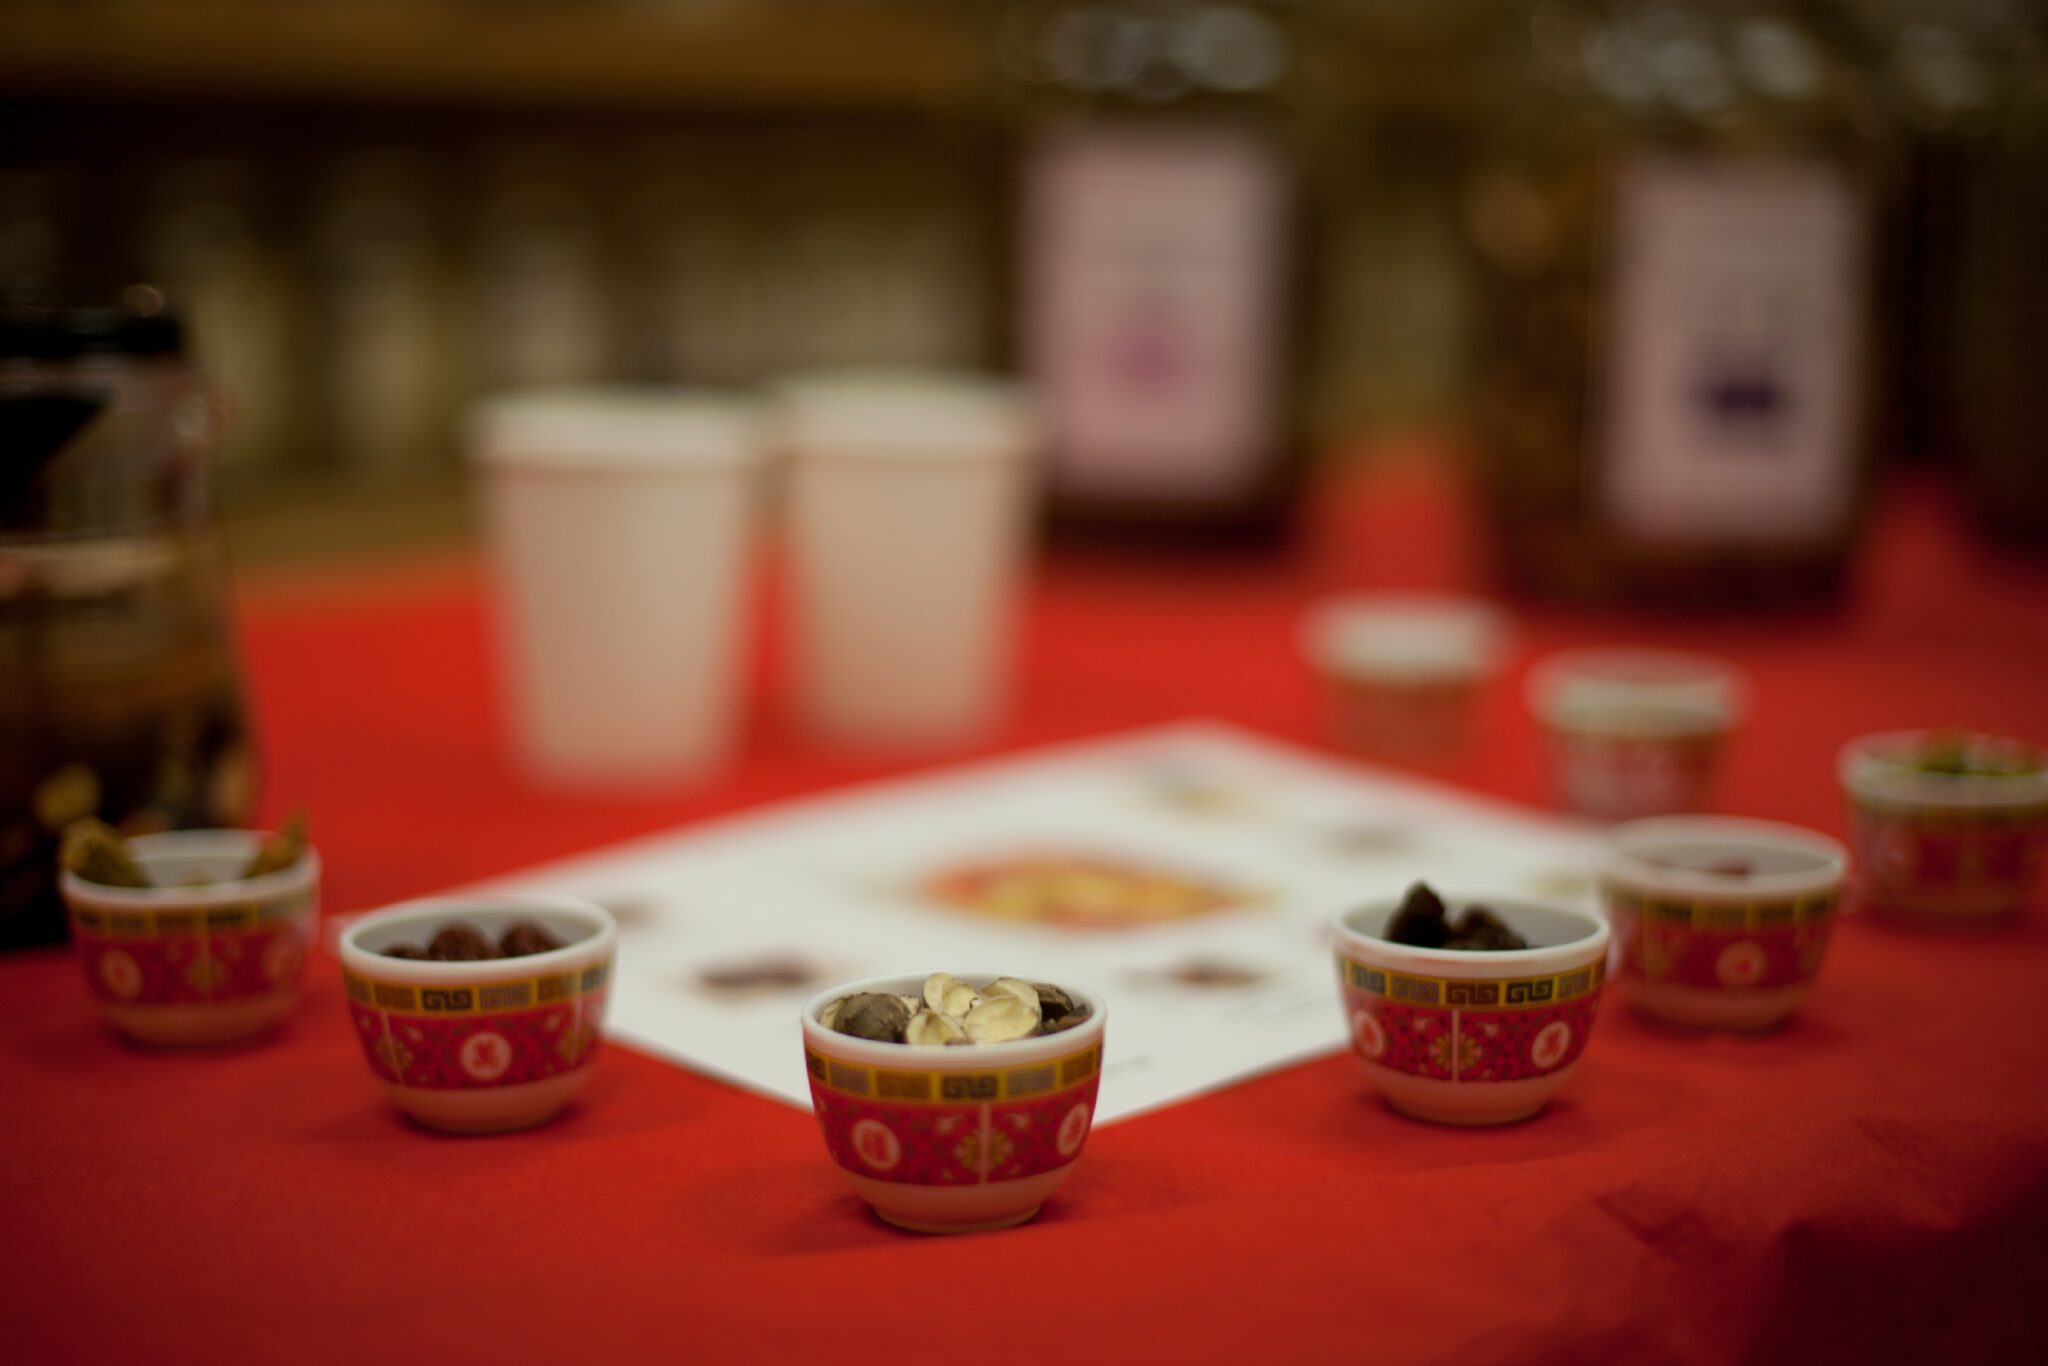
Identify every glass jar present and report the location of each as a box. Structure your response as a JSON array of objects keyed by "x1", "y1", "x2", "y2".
[
  {"x1": 0, "y1": 281, "x2": 255, "y2": 948},
  {"x1": 1956, "y1": 52, "x2": 2048, "y2": 547},
  {"x1": 1002, "y1": 0, "x2": 1320, "y2": 545},
  {"x1": 1464, "y1": 0, "x2": 1882, "y2": 603}
]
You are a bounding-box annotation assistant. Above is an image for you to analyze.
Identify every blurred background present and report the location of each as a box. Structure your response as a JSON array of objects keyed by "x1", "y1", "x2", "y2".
[{"x1": 5, "y1": 0, "x2": 2038, "y2": 563}]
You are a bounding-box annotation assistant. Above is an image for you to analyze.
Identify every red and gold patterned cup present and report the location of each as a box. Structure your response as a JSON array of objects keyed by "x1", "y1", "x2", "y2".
[
  {"x1": 338, "y1": 896, "x2": 615, "y2": 1134},
  {"x1": 1840, "y1": 731, "x2": 2048, "y2": 922},
  {"x1": 1302, "y1": 593, "x2": 1508, "y2": 759},
  {"x1": 1602, "y1": 817, "x2": 1846, "y2": 1030},
  {"x1": 1332, "y1": 897, "x2": 1609, "y2": 1126},
  {"x1": 801, "y1": 974, "x2": 1107, "y2": 1234},
  {"x1": 1527, "y1": 649, "x2": 1746, "y2": 819},
  {"x1": 60, "y1": 829, "x2": 320, "y2": 1046}
]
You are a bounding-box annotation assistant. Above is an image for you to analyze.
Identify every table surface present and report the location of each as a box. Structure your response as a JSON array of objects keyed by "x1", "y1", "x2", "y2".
[{"x1": 7, "y1": 457, "x2": 2048, "y2": 1366}]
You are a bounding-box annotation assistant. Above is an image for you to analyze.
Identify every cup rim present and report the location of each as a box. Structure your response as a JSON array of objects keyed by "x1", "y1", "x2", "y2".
[
  {"x1": 1300, "y1": 591, "x2": 1508, "y2": 682},
  {"x1": 801, "y1": 972, "x2": 1106, "y2": 1065},
  {"x1": 1332, "y1": 894, "x2": 1609, "y2": 973},
  {"x1": 58, "y1": 829, "x2": 321, "y2": 909},
  {"x1": 772, "y1": 369, "x2": 1035, "y2": 465},
  {"x1": 1526, "y1": 647, "x2": 1747, "y2": 734},
  {"x1": 338, "y1": 895, "x2": 617, "y2": 983},
  {"x1": 467, "y1": 385, "x2": 763, "y2": 473},
  {"x1": 1839, "y1": 729, "x2": 2048, "y2": 810},
  {"x1": 1601, "y1": 816, "x2": 1847, "y2": 901}
]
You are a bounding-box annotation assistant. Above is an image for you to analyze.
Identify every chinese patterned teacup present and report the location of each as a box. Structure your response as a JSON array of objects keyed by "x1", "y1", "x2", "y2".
[
  {"x1": 1602, "y1": 817, "x2": 1847, "y2": 1030},
  {"x1": 1527, "y1": 648, "x2": 1747, "y2": 819},
  {"x1": 1840, "y1": 730, "x2": 2048, "y2": 921},
  {"x1": 1333, "y1": 897, "x2": 1609, "y2": 1125},
  {"x1": 801, "y1": 974, "x2": 1107, "y2": 1234},
  {"x1": 61, "y1": 829, "x2": 320, "y2": 1046},
  {"x1": 339, "y1": 896, "x2": 615, "y2": 1134}
]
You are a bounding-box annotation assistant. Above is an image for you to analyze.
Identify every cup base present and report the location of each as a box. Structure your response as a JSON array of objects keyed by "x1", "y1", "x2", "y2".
[
  {"x1": 841, "y1": 1167, "x2": 1069, "y2": 1234},
  {"x1": 1360, "y1": 1060, "x2": 1573, "y2": 1126},
  {"x1": 103, "y1": 990, "x2": 300, "y2": 1047},
  {"x1": 876, "y1": 1204, "x2": 1043, "y2": 1235},
  {"x1": 1620, "y1": 979, "x2": 1810, "y2": 1031},
  {"x1": 383, "y1": 1072, "x2": 588, "y2": 1134}
]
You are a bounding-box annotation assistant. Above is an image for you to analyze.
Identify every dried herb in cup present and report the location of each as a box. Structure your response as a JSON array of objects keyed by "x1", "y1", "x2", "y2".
[
  {"x1": 1384, "y1": 882, "x2": 1530, "y2": 952},
  {"x1": 822, "y1": 973, "x2": 1093, "y2": 1045}
]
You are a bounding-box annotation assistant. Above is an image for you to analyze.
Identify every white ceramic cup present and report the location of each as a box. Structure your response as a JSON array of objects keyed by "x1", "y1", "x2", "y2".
[
  {"x1": 339, "y1": 895, "x2": 617, "y2": 1134},
  {"x1": 800, "y1": 973, "x2": 1106, "y2": 1233},
  {"x1": 1332, "y1": 895, "x2": 1610, "y2": 1126},
  {"x1": 1301, "y1": 593, "x2": 1509, "y2": 755},
  {"x1": 470, "y1": 387, "x2": 762, "y2": 788},
  {"x1": 774, "y1": 370, "x2": 1036, "y2": 749}
]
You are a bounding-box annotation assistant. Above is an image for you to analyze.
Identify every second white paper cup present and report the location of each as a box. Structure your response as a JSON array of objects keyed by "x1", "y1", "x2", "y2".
[
  {"x1": 471, "y1": 387, "x2": 762, "y2": 788},
  {"x1": 775, "y1": 370, "x2": 1036, "y2": 748}
]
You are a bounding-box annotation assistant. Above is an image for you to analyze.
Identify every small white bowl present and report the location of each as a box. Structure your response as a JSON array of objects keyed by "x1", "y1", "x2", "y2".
[
  {"x1": 1601, "y1": 817, "x2": 1847, "y2": 1030},
  {"x1": 1527, "y1": 648, "x2": 1747, "y2": 818},
  {"x1": 1331, "y1": 896, "x2": 1609, "y2": 1125},
  {"x1": 339, "y1": 896, "x2": 616, "y2": 1134},
  {"x1": 60, "y1": 829, "x2": 320, "y2": 1046},
  {"x1": 801, "y1": 973, "x2": 1107, "y2": 1233}
]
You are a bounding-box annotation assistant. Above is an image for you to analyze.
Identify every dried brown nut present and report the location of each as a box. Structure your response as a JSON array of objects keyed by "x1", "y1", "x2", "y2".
[
  {"x1": 381, "y1": 943, "x2": 428, "y2": 960},
  {"x1": 426, "y1": 924, "x2": 498, "y2": 962},
  {"x1": 1032, "y1": 983, "x2": 1078, "y2": 1019},
  {"x1": 242, "y1": 809, "x2": 309, "y2": 879},
  {"x1": 904, "y1": 1009, "x2": 967, "y2": 1046},
  {"x1": 964, "y1": 993, "x2": 1039, "y2": 1044},
  {"x1": 1385, "y1": 883, "x2": 1450, "y2": 948},
  {"x1": 498, "y1": 920, "x2": 564, "y2": 958},
  {"x1": 1703, "y1": 859, "x2": 1754, "y2": 878},
  {"x1": 1443, "y1": 905, "x2": 1530, "y2": 952},
  {"x1": 59, "y1": 819, "x2": 151, "y2": 889},
  {"x1": 1040, "y1": 1006, "x2": 1092, "y2": 1036},
  {"x1": 831, "y1": 992, "x2": 911, "y2": 1043}
]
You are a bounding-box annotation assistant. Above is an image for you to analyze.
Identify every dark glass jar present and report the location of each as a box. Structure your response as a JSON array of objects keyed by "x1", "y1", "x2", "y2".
[
  {"x1": 0, "y1": 281, "x2": 256, "y2": 948},
  {"x1": 1464, "y1": 0, "x2": 1883, "y2": 604},
  {"x1": 1956, "y1": 50, "x2": 2048, "y2": 547},
  {"x1": 1002, "y1": 0, "x2": 1320, "y2": 546}
]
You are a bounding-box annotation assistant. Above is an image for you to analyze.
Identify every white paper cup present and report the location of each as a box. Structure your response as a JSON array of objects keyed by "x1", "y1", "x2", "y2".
[
  {"x1": 775, "y1": 371, "x2": 1036, "y2": 748},
  {"x1": 470, "y1": 387, "x2": 762, "y2": 788}
]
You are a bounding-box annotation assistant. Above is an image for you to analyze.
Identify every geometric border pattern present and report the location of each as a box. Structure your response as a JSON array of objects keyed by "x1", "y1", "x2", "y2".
[
  {"x1": 1339, "y1": 956, "x2": 1605, "y2": 1010},
  {"x1": 804, "y1": 1038, "x2": 1102, "y2": 1105},
  {"x1": 1600, "y1": 887, "x2": 1838, "y2": 931},
  {"x1": 342, "y1": 961, "x2": 610, "y2": 1015},
  {"x1": 69, "y1": 887, "x2": 313, "y2": 936}
]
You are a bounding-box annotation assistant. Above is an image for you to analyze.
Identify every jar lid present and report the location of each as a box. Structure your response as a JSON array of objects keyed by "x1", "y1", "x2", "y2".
[{"x1": 0, "y1": 280, "x2": 185, "y2": 361}]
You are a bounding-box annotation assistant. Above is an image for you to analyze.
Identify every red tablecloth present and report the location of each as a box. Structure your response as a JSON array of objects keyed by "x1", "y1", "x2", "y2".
[{"x1": 7, "y1": 456, "x2": 2048, "y2": 1365}]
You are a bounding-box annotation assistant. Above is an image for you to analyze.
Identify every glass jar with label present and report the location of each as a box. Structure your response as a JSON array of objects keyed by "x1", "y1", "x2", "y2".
[
  {"x1": 0, "y1": 281, "x2": 256, "y2": 948},
  {"x1": 1003, "y1": 0, "x2": 1319, "y2": 544},
  {"x1": 1464, "y1": 0, "x2": 1882, "y2": 603},
  {"x1": 1955, "y1": 47, "x2": 2048, "y2": 548}
]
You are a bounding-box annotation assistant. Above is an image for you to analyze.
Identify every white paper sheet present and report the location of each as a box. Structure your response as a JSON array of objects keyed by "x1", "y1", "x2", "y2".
[{"x1": 450, "y1": 721, "x2": 1606, "y2": 1124}]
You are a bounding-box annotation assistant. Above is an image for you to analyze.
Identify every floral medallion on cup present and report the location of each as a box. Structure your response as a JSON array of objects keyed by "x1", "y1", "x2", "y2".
[
  {"x1": 1847, "y1": 800, "x2": 2047, "y2": 908},
  {"x1": 804, "y1": 1036, "x2": 1103, "y2": 1186},
  {"x1": 68, "y1": 889, "x2": 314, "y2": 1007},
  {"x1": 1337, "y1": 955, "x2": 1604, "y2": 1084},
  {"x1": 1608, "y1": 887, "x2": 1837, "y2": 993},
  {"x1": 342, "y1": 959, "x2": 611, "y2": 1090}
]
